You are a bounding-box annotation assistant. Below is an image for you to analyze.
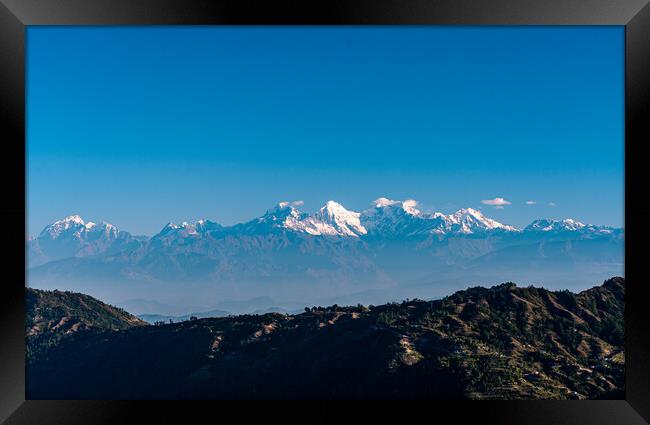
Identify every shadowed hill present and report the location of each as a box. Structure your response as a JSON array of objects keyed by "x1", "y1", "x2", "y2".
[
  {"x1": 26, "y1": 287, "x2": 146, "y2": 363},
  {"x1": 26, "y1": 278, "x2": 624, "y2": 399}
]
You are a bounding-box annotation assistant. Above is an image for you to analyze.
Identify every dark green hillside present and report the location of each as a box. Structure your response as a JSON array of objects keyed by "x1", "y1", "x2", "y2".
[
  {"x1": 27, "y1": 278, "x2": 624, "y2": 399},
  {"x1": 26, "y1": 287, "x2": 146, "y2": 362}
]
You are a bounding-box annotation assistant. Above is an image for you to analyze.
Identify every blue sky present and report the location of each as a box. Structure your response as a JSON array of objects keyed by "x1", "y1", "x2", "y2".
[{"x1": 27, "y1": 26, "x2": 624, "y2": 236}]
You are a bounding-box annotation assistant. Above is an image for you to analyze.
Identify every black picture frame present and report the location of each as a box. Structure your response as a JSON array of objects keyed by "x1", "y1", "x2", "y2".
[{"x1": 1, "y1": 0, "x2": 649, "y2": 423}]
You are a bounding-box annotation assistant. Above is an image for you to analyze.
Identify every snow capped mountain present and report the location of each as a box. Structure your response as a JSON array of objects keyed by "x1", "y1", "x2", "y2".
[
  {"x1": 233, "y1": 202, "x2": 309, "y2": 235},
  {"x1": 300, "y1": 201, "x2": 367, "y2": 237},
  {"x1": 524, "y1": 219, "x2": 614, "y2": 234},
  {"x1": 28, "y1": 215, "x2": 142, "y2": 267},
  {"x1": 155, "y1": 219, "x2": 222, "y2": 239},
  {"x1": 361, "y1": 198, "x2": 439, "y2": 237},
  {"x1": 39, "y1": 215, "x2": 123, "y2": 242},
  {"x1": 361, "y1": 199, "x2": 518, "y2": 237},
  {"x1": 270, "y1": 203, "x2": 310, "y2": 233},
  {"x1": 39, "y1": 215, "x2": 87, "y2": 239},
  {"x1": 232, "y1": 201, "x2": 367, "y2": 237},
  {"x1": 445, "y1": 208, "x2": 519, "y2": 234}
]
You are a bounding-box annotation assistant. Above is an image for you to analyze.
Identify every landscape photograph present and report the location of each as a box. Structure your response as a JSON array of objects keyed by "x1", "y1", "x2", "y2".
[{"x1": 26, "y1": 26, "x2": 624, "y2": 399}]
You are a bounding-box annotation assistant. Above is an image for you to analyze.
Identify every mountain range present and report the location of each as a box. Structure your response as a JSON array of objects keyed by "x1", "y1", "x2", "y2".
[{"x1": 27, "y1": 198, "x2": 624, "y2": 315}]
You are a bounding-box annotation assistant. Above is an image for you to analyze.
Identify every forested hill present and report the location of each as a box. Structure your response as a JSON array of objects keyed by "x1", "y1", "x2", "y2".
[
  {"x1": 27, "y1": 278, "x2": 624, "y2": 399},
  {"x1": 26, "y1": 287, "x2": 146, "y2": 362}
]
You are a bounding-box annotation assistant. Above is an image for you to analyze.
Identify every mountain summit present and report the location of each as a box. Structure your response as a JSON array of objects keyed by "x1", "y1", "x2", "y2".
[
  {"x1": 297, "y1": 201, "x2": 367, "y2": 237},
  {"x1": 446, "y1": 208, "x2": 518, "y2": 234},
  {"x1": 524, "y1": 218, "x2": 613, "y2": 234},
  {"x1": 29, "y1": 215, "x2": 142, "y2": 267}
]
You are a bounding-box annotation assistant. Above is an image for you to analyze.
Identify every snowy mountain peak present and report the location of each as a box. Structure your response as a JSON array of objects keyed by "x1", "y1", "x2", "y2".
[
  {"x1": 243, "y1": 201, "x2": 307, "y2": 234},
  {"x1": 448, "y1": 208, "x2": 518, "y2": 233},
  {"x1": 361, "y1": 198, "x2": 430, "y2": 236},
  {"x1": 308, "y1": 200, "x2": 367, "y2": 237},
  {"x1": 323, "y1": 200, "x2": 344, "y2": 210},
  {"x1": 453, "y1": 207, "x2": 481, "y2": 217},
  {"x1": 156, "y1": 219, "x2": 222, "y2": 238},
  {"x1": 261, "y1": 200, "x2": 365, "y2": 237},
  {"x1": 28, "y1": 216, "x2": 143, "y2": 268},
  {"x1": 56, "y1": 214, "x2": 85, "y2": 228},
  {"x1": 318, "y1": 200, "x2": 356, "y2": 219},
  {"x1": 63, "y1": 214, "x2": 85, "y2": 225},
  {"x1": 525, "y1": 218, "x2": 587, "y2": 232},
  {"x1": 264, "y1": 201, "x2": 305, "y2": 222},
  {"x1": 38, "y1": 215, "x2": 124, "y2": 243},
  {"x1": 562, "y1": 218, "x2": 586, "y2": 228},
  {"x1": 86, "y1": 221, "x2": 119, "y2": 239},
  {"x1": 40, "y1": 215, "x2": 86, "y2": 239}
]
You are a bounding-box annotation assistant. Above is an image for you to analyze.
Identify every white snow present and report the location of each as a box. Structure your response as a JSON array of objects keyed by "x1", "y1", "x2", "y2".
[
  {"x1": 447, "y1": 208, "x2": 518, "y2": 233},
  {"x1": 40, "y1": 215, "x2": 86, "y2": 239},
  {"x1": 361, "y1": 200, "x2": 518, "y2": 236},
  {"x1": 39, "y1": 215, "x2": 123, "y2": 241},
  {"x1": 526, "y1": 218, "x2": 589, "y2": 232},
  {"x1": 276, "y1": 200, "x2": 367, "y2": 237}
]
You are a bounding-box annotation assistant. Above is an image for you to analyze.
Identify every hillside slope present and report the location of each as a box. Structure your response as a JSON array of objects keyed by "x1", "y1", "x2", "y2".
[
  {"x1": 26, "y1": 278, "x2": 624, "y2": 399},
  {"x1": 26, "y1": 287, "x2": 146, "y2": 363}
]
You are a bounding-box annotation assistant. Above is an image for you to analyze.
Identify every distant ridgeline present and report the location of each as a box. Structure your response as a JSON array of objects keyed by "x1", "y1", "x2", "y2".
[
  {"x1": 27, "y1": 277, "x2": 625, "y2": 400},
  {"x1": 26, "y1": 200, "x2": 624, "y2": 313}
]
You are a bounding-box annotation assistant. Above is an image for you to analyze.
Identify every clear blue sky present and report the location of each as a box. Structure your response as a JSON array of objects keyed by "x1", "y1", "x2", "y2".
[{"x1": 27, "y1": 26, "x2": 624, "y2": 236}]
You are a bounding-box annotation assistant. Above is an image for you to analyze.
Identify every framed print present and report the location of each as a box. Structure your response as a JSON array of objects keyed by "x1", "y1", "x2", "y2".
[{"x1": 1, "y1": 0, "x2": 649, "y2": 423}]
